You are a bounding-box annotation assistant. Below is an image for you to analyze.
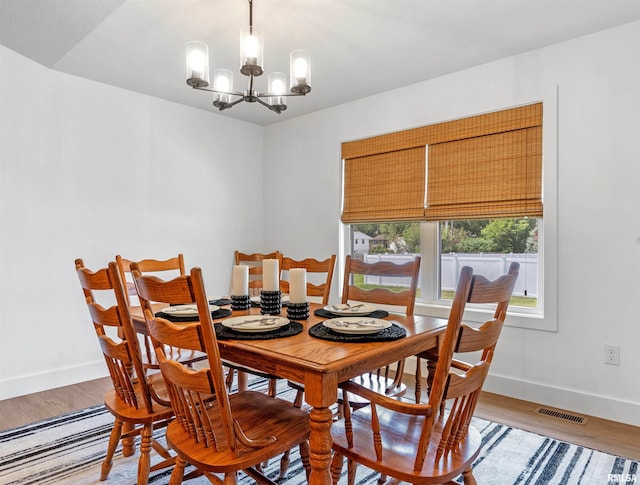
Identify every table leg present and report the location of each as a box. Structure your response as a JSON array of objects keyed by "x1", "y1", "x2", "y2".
[
  {"x1": 237, "y1": 370, "x2": 248, "y2": 392},
  {"x1": 308, "y1": 406, "x2": 334, "y2": 485}
]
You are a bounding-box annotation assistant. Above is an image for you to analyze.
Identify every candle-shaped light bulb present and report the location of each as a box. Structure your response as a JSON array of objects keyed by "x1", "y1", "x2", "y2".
[
  {"x1": 213, "y1": 69, "x2": 233, "y2": 106},
  {"x1": 189, "y1": 51, "x2": 205, "y2": 76},
  {"x1": 272, "y1": 78, "x2": 284, "y2": 95},
  {"x1": 267, "y1": 72, "x2": 287, "y2": 109},
  {"x1": 294, "y1": 57, "x2": 307, "y2": 80},
  {"x1": 216, "y1": 74, "x2": 229, "y2": 91},
  {"x1": 244, "y1": 35, "x2": 258, "y2": 62}
]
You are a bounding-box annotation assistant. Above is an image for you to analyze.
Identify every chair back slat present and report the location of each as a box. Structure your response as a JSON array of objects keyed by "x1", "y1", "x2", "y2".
[
  {"x1": 454, "y1": 319, "x2": 503, "y2": 354},
  {"x1": 118, "y1": 255, "x2": 186, "y2": 274},
  {"x1": 342, "y1": 255, "x2": 421, "y2": 315},
  {"x1": 280, "y1": 255, "x2": 336, "y2": 304},
  {"x1": 144, "y1": 318, "x2": 205, "y2": 353},
  {"x1": 133, "y1": 271, "x2": 195, "y2": 309},
  {"x1": 115, "y1": 254, "x2": 186, "y2": 304}
]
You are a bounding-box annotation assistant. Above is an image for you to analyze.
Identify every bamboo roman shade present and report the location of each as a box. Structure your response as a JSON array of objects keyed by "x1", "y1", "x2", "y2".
[
  {"x1": 425, "y1": 125, "x2": 542, "y2": 220},
  {"x1": 341, "y1": 102, "x2": 543, "y2": 223},
  {"x1": 341, "y1": 146, "x2": 426, "y2": 223}
]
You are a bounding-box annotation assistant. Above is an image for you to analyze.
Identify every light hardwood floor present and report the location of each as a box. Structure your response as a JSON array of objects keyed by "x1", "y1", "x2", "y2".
[{"x1": 1, "y1": 376, "x2": 638, "y2": 461}]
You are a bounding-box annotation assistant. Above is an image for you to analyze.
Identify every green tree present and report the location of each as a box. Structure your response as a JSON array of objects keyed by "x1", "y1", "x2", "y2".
[
  {"x1": 354, "y1": 224, "x2": 379, "y2": 238},
  {"x1": 480, "y1": 219, "x2": 535, "y2": 253},
  {"x1": 441, "y1": 223, "x2": 469, "y2": 253},
  {"x1": 402, "y1": 224, "x2": 421, "y2": 253}
]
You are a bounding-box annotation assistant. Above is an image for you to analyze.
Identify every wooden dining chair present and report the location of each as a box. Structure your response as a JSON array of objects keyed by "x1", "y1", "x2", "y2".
[
  {"x1": 279, "y1": 254, "x2": 336, "y2": 305},
  {"x1": 342, "y1": 254, "x2": 421, "y2": 315},
  {"x1": 144, "y1": 266, "x2": 311, "y2": 485},
  {"x1": 330, "y1": 263, "x2": 519, "y2": 485},
  {"x1": 342, "y1": 254, "x2": 422, "y2": 399},
  {"x1": 74, "y1": 259, "x2": 174, "y2": 485},
  {"x1": 419, "y1": 261, "x2": 521, "y2": 409},
  {"x1": 129, "y1": 261, "x2": 208, "y2": 402},
  {"x1": 234, "y1": 250, "x2": 281, "y2": 296},
  {"x1": 115, "y1": 254, "x2": 186, "y2": 305}
]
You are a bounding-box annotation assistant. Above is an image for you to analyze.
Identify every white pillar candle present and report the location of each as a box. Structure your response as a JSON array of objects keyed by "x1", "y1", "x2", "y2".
[
  {"x1": 262, "y1": 259, "x2": 279, "y2": 291},
  {"x1": 232, "y1": 265, "x2": 249, "y2": 296},
  {"x1": 289, "y1": 268, "x2": 307, "y2": 303}
]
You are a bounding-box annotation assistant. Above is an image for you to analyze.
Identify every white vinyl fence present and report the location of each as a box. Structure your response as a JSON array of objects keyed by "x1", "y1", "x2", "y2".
[{"x1": 363, "y1": 253, "x2": 537, "y2": 297}]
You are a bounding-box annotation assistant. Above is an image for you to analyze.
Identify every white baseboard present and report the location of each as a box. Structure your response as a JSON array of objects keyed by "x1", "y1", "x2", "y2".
[
  {"x1": 483, "y1": 373, "x2": 640, "y2": 428},
  {"x1": 0, "y1": 360, "x2": 108, "y2": 401},
  {"x1": 404, "y1": 358, "x2": 640, "y2": 428}
]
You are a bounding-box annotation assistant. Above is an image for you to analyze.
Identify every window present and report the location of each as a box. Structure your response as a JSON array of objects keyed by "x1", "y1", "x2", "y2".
[
  {"x1": 349, "y1": 218, "x2": 539, "y2": 310},
  {"x1": 340, "y1": 99, "x2": 558, "y2": 330}
]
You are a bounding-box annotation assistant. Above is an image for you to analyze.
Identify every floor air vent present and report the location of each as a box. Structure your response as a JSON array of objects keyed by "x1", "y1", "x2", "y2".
[{"x1": 536, "y1": 407, "x2": 587, "y2": 425}]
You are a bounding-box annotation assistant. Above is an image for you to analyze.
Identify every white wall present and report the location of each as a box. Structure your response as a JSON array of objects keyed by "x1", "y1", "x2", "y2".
[
  {"x1": 263, "y1": 21, "x2": 640, "y2": 426},
  {"x1": 0, "y1": 45, "x2": 265, "y2": 399}
]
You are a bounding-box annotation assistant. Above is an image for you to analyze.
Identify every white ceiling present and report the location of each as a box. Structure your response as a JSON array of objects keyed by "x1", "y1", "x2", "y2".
[{"x1": 2, "y1": 0, "x2": 640, "y2": 126}]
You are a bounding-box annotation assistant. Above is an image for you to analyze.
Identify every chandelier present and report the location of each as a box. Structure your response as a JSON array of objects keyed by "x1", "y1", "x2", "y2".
[{"x1": 185, "y1": 0, "x2": 311, "y2": 114}]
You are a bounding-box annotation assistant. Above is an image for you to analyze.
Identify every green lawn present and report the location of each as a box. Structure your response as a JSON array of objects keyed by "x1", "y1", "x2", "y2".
[
  {"x1": 354, "y1": 275, "x2": 537, "y2": 308},
  {"x1": 440, "y1": 290, "x2": 537, "y2": 308}
]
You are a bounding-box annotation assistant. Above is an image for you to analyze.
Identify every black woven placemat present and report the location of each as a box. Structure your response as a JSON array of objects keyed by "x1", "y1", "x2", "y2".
[
  {"x1": 209, "y1": 298, "x2": 232, "y2": 306},
  {"x1": 155, "y1": 308, "x2": 233, "y2": 323},
  {"x1": 313, "y1": 308, "x2": 389, "y2": 319},
  {"x1": 308, "y1": 322, "x2": 406, "y2": 342},
  {"x1": 214, "y1": 321, "x2": 304, "y2": 340}
]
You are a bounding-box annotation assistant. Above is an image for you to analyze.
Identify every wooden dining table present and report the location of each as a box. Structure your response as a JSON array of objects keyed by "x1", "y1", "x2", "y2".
[{"x1": 130, "y1": 301, "x2": 448, "y2": 485}]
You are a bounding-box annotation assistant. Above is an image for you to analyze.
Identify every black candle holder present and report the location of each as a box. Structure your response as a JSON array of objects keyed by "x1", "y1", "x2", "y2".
[
  {"x1": 260, "y1": 290, "x2": 282, "y2": 315},
  {"x1": 231, "y1": 294, "x2": 251, "y2": 311},
  {"x1": 287, "y1": 302, "x2": 310, "y2": 320}
]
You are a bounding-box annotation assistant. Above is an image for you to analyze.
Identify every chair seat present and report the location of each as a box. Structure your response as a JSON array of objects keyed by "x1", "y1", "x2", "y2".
[
  {"x1": 165, "y1": 391, "x2": 310, "y2": 471},
  {"x1": 331, "y1": 404, "x2": 482, "y2": 483}
]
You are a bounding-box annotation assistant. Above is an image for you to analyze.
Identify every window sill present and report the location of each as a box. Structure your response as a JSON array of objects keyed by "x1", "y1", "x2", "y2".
[{"x1": 414, "y1": 301, "x2": 558, "y2": 332}]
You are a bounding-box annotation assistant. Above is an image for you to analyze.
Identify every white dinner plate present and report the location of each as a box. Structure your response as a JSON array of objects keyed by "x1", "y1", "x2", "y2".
[
  {"x1": 323, "y1": 317, "x2": 391, "y2": 335},
  {"x1": 222, "y1": 315, "x2": 290, "y2": 333},
  {"x1": 324, "y1": 303, "x2": 378, "y2": 316},
  {"x1": 160, "y1": 304, "x2": 220, "y2": 317},
  {"x1": 250, "y1": 295, "x2": 290, "y2": 304}
]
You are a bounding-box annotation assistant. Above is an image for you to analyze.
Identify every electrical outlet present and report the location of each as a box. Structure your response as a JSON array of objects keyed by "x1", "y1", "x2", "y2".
[{"x1": 603, "y1": 344, "x2": 620, "y2": 366}]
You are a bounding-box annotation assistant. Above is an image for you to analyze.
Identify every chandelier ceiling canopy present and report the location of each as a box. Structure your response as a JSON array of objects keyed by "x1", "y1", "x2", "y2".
[{"x1": 185, "y1": 0, "x2": 311, "y2": 114}]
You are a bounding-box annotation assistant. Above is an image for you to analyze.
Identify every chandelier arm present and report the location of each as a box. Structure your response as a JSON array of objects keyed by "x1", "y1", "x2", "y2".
[
  {"x1": 255, "y1": 97, "x2": 283, "y2": 114},
  {"x1": 216, "y1": 97, "x2": 245, "y2": 111},
  {"x1": 255, "y1": 91, "x2": 307, "y2": 98},
  {"x1": 192, "y1": 86, "x2": 243, "y2": 97}
]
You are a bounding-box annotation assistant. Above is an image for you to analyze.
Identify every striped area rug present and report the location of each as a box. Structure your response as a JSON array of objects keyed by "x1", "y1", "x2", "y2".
[{"x1": 1, "y1": 381, "x2": 637, "y2": 484}]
